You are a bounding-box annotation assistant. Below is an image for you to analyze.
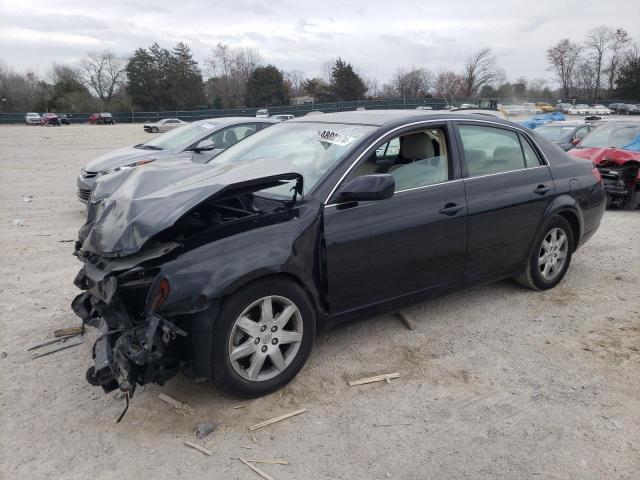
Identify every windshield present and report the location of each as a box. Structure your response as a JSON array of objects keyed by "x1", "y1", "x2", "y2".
[
  {"x1": 536, "y1": 126, "x2": 575, "y2": 142},
  {"x1": 142, "y1": 121, "x2": 220, "y2": 150},
  {"x1": 209, "y1": 122, "x2": 375, "y2": 197},
  {"x1": 580, "y1": 124, "x2": 640, "y2": 149}
]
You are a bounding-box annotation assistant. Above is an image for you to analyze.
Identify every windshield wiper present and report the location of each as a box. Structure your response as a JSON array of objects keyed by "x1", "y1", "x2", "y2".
[{"x1": 140, "y1": 144, "x2": 163, "y2": 150}]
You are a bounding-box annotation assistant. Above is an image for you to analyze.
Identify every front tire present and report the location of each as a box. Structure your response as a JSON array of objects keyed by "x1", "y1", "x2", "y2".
[
  {"x1": 152, "y1": 127, "x2": 158, "y2": 133},
  {"x1": 619, "y1": 186, "x2": 640, "y2": 210},
  {"x1": 212, "y1": 278, "x2": 315, "y2": 397},
  {"x1": 515, "y1": 216, "x2": 574, "y2": 290}
]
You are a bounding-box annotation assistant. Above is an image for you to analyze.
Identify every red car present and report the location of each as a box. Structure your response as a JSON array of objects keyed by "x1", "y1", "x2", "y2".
[
  {"x1": 40, "y1": 113, "x2": 61, "y2": 126},
  {"x1": 89, "y1": 112, "x2": 115, "y2": 125},
  {"x1": 568, "y1": 121, "x2": 640, "y2": 209}
]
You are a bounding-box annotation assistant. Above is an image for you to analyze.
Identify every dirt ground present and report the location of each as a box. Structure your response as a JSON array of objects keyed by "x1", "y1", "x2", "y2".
[{"x1": 0, "y1": 123, "x2": 638, "y2": 480}]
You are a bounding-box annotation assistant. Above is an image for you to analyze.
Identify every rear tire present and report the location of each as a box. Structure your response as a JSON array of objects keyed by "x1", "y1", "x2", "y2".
[
  {"x1": 211, "y1": 278, "x2": 315, "y2": 398},
  {"x1": 515, "y1": 216, "x2": 574, "y2": 290}
]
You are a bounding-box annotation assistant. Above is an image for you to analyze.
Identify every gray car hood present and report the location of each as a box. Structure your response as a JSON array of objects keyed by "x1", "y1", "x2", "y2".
[
  {"x1": 80, "y1": 158, "x2": 303, "y2": 256},
  {"x1": 83, "y1": 145, "x2": 182, "y2": 173}
]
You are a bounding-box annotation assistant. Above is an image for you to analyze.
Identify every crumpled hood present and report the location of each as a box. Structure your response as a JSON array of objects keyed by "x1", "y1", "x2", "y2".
[
  {"x1": 80, "y1": 158, "x2": 302, "y2": 256},
  {"x1": 568, "y1": 147, "x2": 640, "y2": 166},
  {"x1": 83, "y1": 145, "x2": 179, "y2": 173}
]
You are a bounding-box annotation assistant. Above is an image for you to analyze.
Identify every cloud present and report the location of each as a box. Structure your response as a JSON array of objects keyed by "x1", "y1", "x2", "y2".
[{"x1": 1, "y1": 0, "x2": 639, "y2": 84}]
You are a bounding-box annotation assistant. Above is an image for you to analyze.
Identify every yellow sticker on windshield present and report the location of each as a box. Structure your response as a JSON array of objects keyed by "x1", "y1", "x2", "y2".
[{"x1": 318, "y1": 129, "x2": 355, "y2": 146}]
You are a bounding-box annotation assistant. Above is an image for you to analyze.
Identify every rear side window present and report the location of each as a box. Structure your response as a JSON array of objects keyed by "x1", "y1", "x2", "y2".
[
  {"x1": 519, "y1": 134, "x2": 542, "y2": 167},
  {"x1": 458, "y1": 125, "x2": 526, "y2": 177}
]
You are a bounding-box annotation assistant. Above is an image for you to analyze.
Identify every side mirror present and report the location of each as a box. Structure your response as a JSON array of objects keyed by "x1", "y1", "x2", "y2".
[
  {"x1": 571, "y1": 137, "x2": 581, "y2": 146},
  {"x1": 194, "y1": 139, "x2": 215, "y2": 152},
  {"x1": 336, "y1": 174, "x2": 395, "y2": 203}
]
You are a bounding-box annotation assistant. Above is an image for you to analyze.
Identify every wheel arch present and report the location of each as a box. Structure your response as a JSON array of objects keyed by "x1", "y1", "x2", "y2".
[{"x1": 544, "y1": 195, "x2": 583, "y2": 252}]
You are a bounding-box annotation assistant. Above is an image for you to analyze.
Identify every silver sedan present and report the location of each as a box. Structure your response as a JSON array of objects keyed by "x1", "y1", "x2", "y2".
[{"x1": 143, "y1": 118, "x2": 188, "y2": 133}]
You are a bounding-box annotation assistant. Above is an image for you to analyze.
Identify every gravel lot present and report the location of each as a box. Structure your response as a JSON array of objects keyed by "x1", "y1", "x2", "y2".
[{"x1": 1, "y1": 123, "x2": 638, "y2": 480}]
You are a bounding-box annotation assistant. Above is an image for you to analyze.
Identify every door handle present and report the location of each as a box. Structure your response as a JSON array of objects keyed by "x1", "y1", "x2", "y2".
[
  {"x1": 534, "y1": 184, "x2": 551, "y2": 195},
  {"x1": 439, "y1": 203, "x2": 464, "y2": 216}
]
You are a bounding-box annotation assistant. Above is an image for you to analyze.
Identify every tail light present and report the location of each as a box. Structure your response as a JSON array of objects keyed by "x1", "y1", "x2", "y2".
[
  {"x1": 151, "y1": 277, "x2": 170, "y2": 311},
  {"x1": 591, "y1": 167, "x2": 602, "y2": 183}
]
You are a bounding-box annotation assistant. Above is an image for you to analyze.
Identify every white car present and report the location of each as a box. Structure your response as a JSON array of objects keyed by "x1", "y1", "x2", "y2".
[
  {"x1": 588, "y1": 105, "x2": 612, "y2": 115},
  {"x1": 256, "y1": 109, "x2": 269, "y2": 118},
  {"x1": 143, "y1": 118, "x2": 188, "y2": 133},
  {"x1": 25, "y1": 112, "x2": 41, "y2": 125},
  {"x1": 567, "y1": 104, "x2": 591, "y2": 115},
  {"x1": 522, "y1": 103, "x2": 543, "y2": 114},
  {"x1": 272, "y1": 114, "x2": 295, "y2": 121}
]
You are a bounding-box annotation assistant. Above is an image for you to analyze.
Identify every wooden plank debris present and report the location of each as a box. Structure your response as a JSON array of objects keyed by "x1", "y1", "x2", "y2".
[
  {"x1": 158, "y1": 393, "x2": 195, "y2": 415},
  {"x1": 246, "y1": 459, "x2": 290, "y2": 465},
  {"x1": 184, "y1": 440, "x2": 213, "y2": 456},
  {"x1": 348, "y1": 373, "x2": 400, "y2": 387},
  {"x1": 395, "y1": 312, "x2": 416, "y2": 330},
  {"x1": 238, "y1": 457, "x2": 275, "y2": 480},
  {"x1": 54, "y1": 325, "x2": 84, "y2": 337},
  {"x1": 249, "y1": 408, "x2": 307, "y2": 431}
]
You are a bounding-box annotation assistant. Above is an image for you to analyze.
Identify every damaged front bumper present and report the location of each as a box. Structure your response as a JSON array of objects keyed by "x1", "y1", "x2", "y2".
[
  {"x1": 598, "y1": 164, "x2": 640, "y2": 199},
  {"x1": 72, "y1": 268, "x2": 185, "y2": 396}
]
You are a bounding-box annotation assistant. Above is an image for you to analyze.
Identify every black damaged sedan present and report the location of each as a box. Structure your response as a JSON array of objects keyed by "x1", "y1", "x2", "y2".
[{"x1": 72, "y1": 111, "x2": 605, "y2": 398}]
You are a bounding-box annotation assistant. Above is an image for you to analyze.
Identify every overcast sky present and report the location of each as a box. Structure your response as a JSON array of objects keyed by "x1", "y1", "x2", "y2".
[{"x1": 1, "y1": 0, "x2": 639, "y2": 85}]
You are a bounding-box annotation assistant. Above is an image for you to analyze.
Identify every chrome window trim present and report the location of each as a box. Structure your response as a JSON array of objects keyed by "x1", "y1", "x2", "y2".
[
  {"x1": 324, "y1": 178, "x2": 464, "y2": 209},
  {"x1": 323, "y1": 117, "x2": 550, "y2": 205}
]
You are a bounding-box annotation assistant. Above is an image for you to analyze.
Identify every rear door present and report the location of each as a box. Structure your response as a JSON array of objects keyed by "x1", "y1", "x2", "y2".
[
  {"x1": 323, "y1": 122, "x2": 467, "y2": 313},
  {"x1": 454, "y1": 122, "x2": 555, "y2": 281}
]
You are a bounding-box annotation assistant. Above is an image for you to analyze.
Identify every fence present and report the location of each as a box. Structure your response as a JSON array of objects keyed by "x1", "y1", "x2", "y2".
[{"x1": 1, "y1": 97, "x2": 639, "y2": 124}]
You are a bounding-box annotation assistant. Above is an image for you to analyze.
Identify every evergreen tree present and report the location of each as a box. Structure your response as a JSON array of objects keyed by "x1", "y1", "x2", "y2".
[
  {"x1": 330, "y1": 58, "x2": 366, "y2": 101},
  {"x1": 614, "y1": 58, "x2": 640, "y2": 100},
  {"x1": 169, "y1": 42, "x2": 204, "y2": 109},
  {"x1": 245, "y1": 65, "x2": 288, "y2": 107}
]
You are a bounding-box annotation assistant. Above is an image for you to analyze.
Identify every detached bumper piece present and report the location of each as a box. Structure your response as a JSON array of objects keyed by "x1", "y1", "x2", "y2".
[{"x1": 72, "y1": 274, "x2": 186, "y2": 396}]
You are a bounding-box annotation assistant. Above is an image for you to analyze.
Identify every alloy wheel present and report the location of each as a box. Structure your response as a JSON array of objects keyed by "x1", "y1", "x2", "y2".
[
  {"x1": 227, "y1": 296, "x2": 303, "y2": 382},
  {"x1": 538, "y1": 227, "x2": 568, "y2": 281}
]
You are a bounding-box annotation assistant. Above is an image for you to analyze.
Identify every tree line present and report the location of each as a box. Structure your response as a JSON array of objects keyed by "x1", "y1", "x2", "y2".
[{"x1": 0, "y1": 25, "x2": 638, "y2": 114}]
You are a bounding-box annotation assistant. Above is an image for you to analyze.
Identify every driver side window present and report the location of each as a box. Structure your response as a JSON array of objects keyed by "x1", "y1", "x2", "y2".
[{"x1": 350, "y1": 127, "x2": 450, "y2": 192}]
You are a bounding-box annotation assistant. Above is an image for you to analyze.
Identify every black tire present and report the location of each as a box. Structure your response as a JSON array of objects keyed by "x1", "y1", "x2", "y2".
[
  {"x1": 514, "y1": 216, "x2": 574, "y2": 291},
  {"x1": 619, "y1": 186, "x2": 640, "y2": 210},
  {"x1": 152, "y1": 127, "x2": 158, "y2": 133},
  {"x1": 211, "y1": 278, "x2": 315, "y2": 397}
]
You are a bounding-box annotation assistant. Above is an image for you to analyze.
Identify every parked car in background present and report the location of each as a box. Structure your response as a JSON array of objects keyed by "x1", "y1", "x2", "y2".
[
  {"x1": 522, "y1": 103, "x2": 542, "y2": 114},
  {"x1": 615, "y1": 104, "x2": 640, "y2": 115},
  {"x1": 40, "y1": 113, "x2": 61, "y2": 126},
  {"x1": 415, "y1": 106, "x2": 433, "y2": 111},
  {"x1": 76, "y1": 117, "x2": 277, "y2": 203},
  {"x1": 535, "y1": 121, "x2": 596, "y2": 151},
  {"x1": 536, "y1": 102, "x2": 556, "y2": 113},
  {"x1": 568, "y1": 121, "x2": 640, "y2": 209},
  {"x1": 256, "y1": 109, "x2": 269, "y2": 118},
  {"x1": 59, "y1": 114, "x2": 70, "y2": 125},
  {"x1": 555, "y1": 103, "x2": 574, "y2": 114},
  {"x1": 25, "y1": 112, "x2": 41, "y2": 125},
  {"x1": 89, "y1": 113, "x2": 115, "y2": 125},
  {"x1": 272, "y1": 114, "x2": 295, "y2": 121},
  {"x1": 73, "y1": 110, "x2": 605, "y2": 399},
  {"x1": 567, "y1": 104, "x2": 591, "y2": 115},
  {"x1": 589, "y1": 105, "x2": 612, "y2": 115},
  {"x1": 143, "y1": 118, "x2": 188, "y2": 133}
]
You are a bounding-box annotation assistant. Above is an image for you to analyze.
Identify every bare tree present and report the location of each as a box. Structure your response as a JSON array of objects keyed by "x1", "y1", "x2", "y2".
[
  {"x1": 546, "y1": 39, "x2": 581, "y2": 98},
  {"x1": 206, "y1": 43, "x2": 263, "y2": 107},
  {"x1": 574, "y1": 60, "x2": 598, "y2": 99},
  {"x1": 606, "y1": 28, "x2": 632, "y2": 93},
  {"x1": 391, "y1": 67, "x2": 433, "y2": 98},
  {"x1": 434, "y1": 70, "x2": 462, "y2": 101},
  {"x1": 284, "y1": 69, "x2": 306, "y2": 96},
  {"x1": 362, "y1": 75, "x2": 380, "y2": 98},
  {"x1": 78, "y1": 51, "x2": 126, "y2": 107},
  {"x1": 460, "y1": 48, "x2": 505, "y2": 97},
  {"x1": 584, "y1": 26, "x2": 613, "y2": 101}
]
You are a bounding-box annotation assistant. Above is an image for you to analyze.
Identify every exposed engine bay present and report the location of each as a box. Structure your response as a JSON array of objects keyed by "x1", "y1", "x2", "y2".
[
  {"x1": 72, "y1": 168, "x2": 304, "y2": 403},
  {"x1": 597, "y1": 161, "x2": 640, "y2": 208}
]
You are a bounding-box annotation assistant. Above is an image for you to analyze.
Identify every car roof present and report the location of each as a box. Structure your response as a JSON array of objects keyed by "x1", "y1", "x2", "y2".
[
  {"x1": 540, "y1": 121, "x2": 586, "y2": 127},
  {"x1": 192, "y1": 116, "x2": 278, "y2": 126},
  {"x1": 290, "y1": 109, "x2": 519, "y2": 128}
]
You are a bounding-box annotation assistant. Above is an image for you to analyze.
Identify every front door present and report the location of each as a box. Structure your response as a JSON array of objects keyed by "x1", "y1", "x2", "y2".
[{"x1": 323, "y1": 124, "x2": 467, "y2": 314}]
